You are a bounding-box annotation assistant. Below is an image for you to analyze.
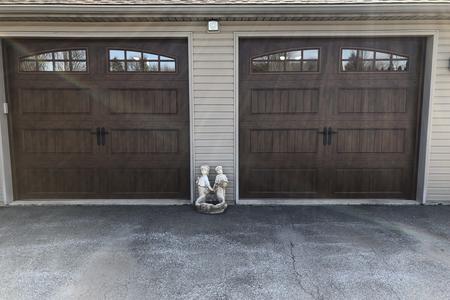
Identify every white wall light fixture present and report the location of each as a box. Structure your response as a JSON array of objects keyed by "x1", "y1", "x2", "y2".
[{"x1": 208, "y1": 20, "x2": 220, "y2": 32}]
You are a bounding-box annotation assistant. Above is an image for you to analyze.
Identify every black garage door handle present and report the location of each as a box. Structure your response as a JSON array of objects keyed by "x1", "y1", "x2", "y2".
[
  {"x1": 318, "y1": 127, "x2": 329, "y2": 146},
  {"x1": 100, "y1": 127, "x2": 109, "y2": 146},
  {"x1": 90, "y1": 128, "x2": 101, "y2": 146}
]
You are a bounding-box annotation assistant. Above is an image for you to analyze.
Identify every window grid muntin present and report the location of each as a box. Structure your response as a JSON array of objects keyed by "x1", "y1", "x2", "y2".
[
  {"x1": 108, "y1": 49, "x2": 176, "y2": 73},
  {"x1": 19, "y1": 49, "x2": 87, "y2": 72},
  {"x1": 251, "y1": 48, "x2": 320, "y2": 73},
  {"x1": 341, "y1": 48, "x2": 409, "y2": 72}
]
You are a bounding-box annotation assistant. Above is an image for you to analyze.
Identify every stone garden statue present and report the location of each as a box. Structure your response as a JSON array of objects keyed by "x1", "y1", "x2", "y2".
[{"x1": 195, "y1": 165, "x2": 228, "y2": 214}]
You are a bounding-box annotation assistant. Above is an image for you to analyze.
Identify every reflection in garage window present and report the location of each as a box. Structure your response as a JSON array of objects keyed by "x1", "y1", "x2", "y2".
[
  {"x1": 341, "y1": 48, "x2": 409, "y2": 72},
  {"x1": 251, "y1": 48, "x2": 319, "y2": 73},
  {"x1": 19, "y1": 49, "x2": 87, "y2": 72},
  {"x1": 109, "y1": 49, "x2": 176, "y2": 73}
]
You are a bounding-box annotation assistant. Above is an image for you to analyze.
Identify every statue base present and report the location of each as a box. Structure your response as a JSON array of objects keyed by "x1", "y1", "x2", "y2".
[{"x1": 194, "y1": 193, "x2": 227, "y2": 214}]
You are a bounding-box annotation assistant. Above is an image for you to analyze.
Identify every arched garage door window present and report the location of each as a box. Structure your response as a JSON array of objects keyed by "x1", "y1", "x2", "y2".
[
  {"x1": 108, "y1": 49, "x2": 176, "y2": 73},
  {"x1": 251, "y1": 48, "x2": 320, "y2": 73},
  {"x1": 341, "y1": 48, "x2": 409, "y2": 72},
  {"x1": 19, "y1": 49, "x2": 87, "y2": 72}
]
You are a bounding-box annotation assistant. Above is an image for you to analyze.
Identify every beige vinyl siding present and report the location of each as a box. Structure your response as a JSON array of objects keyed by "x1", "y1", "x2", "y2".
[
  {"x1": 1, "y1": 20, "x2": 450, "y2": 204},
  {"x1": 192, "y1": 31, "x2": 235, "y2": 202},
  {"x1": 429, "y1": 27, "x2": 450, "y2": 203}
]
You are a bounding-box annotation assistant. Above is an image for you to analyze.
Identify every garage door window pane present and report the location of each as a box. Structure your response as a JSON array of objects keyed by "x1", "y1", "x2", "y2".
[
  {"x1": 37, "y1": 61, "x2": 54, "y2": 72},
  {"x1": 392, "y1": 60, "x2": 408, "y2": 71},
  {"x1": 110, "y1": 61, "x2": 125, "y2": 72},
  {"x1": 341, "y1": 48, "x2": 408, "y2": 72},
  {"x1": 302, "y1": 61, "x2": 318, "y2": 72},
  {"x1": 268, "y1": 61, "x2": 284, "y2": 72},
  {"x1": 143, "y1": 52, "x2": 158, "y2": 60},
  {"x1": 19, "y1": 60, "x2": 36, "y2": 72},
  {"x1": 252, "y1": 61, "x2": 269, "y2": 72},
  {"x1": 19, "y1": 48, "x2": 87, "y2": 73},
  {"x1": 303, "y1": 49, "x2": 319, "y2": 60},
  {"x1": 375, "y1": 60, "x2": 391, "y2": 71},
  {"x1": 285, "y1": 61, "x2": 301, "y2": 72},
  {"x1": 71, "y1": 61, "x2": 87, "y2": 72},
  {"x1": 127, "y1": 61, "x2": 142, "y2": 72},
  {"x1": 160, "y1": 61, "x2": 176, "y2": 72},
  {"x1": 110, "y1": 50, "x2": 125, "y2": 60},
  {"x1": 109, "y1": 49, "x2": 176, "y2": 73},
  {"x1": 252, "y1": 48, "x2": 320, "y2": 73},
  {"x1": 126, "y1": 51, "x2": 142, "y2": 61},
  {"x1": 144, "y1": 61, "x2": 159, "y2": 72},
  {"x1": 54, "y1": 51, "x2": 70, "y2": 60},
  {"x1": 54, "y1": 61, "x2": 70, "y2": 71}
]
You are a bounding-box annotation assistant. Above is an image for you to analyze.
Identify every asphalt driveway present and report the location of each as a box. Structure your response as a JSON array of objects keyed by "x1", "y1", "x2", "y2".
[{"x1": 0, "y1": 205, "x2": 449, "y2": 300}]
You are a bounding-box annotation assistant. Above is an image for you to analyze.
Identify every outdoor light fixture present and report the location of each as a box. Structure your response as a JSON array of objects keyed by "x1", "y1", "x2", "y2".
[{"x1": 208, "y1": 20, "x2": 220, "y2": 32}]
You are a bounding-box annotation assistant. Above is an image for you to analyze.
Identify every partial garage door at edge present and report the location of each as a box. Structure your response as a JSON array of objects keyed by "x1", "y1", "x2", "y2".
[
  {"x1": 5, "y1": 39, "x2": 190, "y2": 200},
  {"x1": 239, "y1": 37, "x2": 425, "y2": 200}
]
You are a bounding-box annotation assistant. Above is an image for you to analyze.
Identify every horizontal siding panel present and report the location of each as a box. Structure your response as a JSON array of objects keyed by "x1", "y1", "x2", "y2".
[
  {"x1": 193, "y1": 69, "x2": 234, "y2": 76},
  {"x1": 433, "y1": 90, "x2": 450, "y2": 97},
  {"x1": 428, "y1": 154, "x2": 450, "y2": 160},
  {"x1": 194, "y1": 90, "x2": 234, "y2": 98},
  {"x1": 428, "y1": 182, "x2": 450, "y2": 188},
  {"x1": 196, "y1": 133, "x2": 234, "y2": 140},
  {"x1": 195, "y1": 161, "x2": 234, "y2": 167},
  {"x1": 195, "y1": 127, "x2": 234, "y2": 133},
  {"x1": 194, "y1": 76, "x2": 234, "y2": 84},
  {"x1": 193, "y1": 39, "x2": 234, "y2": 47},
  {"x1": 196, "y1": 146, "x2": 234, "y2": 154},
  {"x1": 193, "y1": 47, "x2": 234, "y2": 54},
  {"x1": 194, "y1": 61, "x2": 233, "y2": 69},
  {"x1": 193, "y1": 53, "x2": 234, "y2": 62},
  {"x1": 430, "y1": 139, "x2": 450, "y2": 146},
  {"x1": 431, "y1": 146, "x2": 450, "y2": 154},
  {"x1": 430, "y1": 161, "x2": 450, "y2": 168},
  {"x1": 194, "y1": 83, "x2": 234, "y2": 91},
  {"x1": 195, "y1": 106, "x2": 234, "y2": 112},
  {"x1": 195, "y1": 119, "x2": 234, "y2": 126},
  {"x1": 196, "y1": 140, "x2": 233, "y2": 147},
  {"x1": 195, "y1": 98, "x2": 234, "y2": 105},
  {"x1": 194, "y1": 112, "x2": 234, "y2": 119},
  {"x1": 429, "y1": 174, "x2": 450, "y2": 181},
  {"x1": 427, "y1": 188, "x2": 450, "y2": 194}
]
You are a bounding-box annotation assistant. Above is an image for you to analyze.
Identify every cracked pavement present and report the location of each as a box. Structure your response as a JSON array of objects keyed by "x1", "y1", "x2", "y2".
[{"x1": 0, "y1": 205, "x2": 449, "y2": 300}]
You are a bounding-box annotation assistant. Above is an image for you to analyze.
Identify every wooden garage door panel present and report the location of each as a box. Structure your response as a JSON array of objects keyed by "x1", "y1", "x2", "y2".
[
  {"x1": 251, "y1": 88, "x2": 319, "y2": 114},
  {"x1": 250, "y1": 129, "x2": 318, "y2": 153},
  {"x1": 20, "y1": 88, "x2": 91, "y2": 114},
  {"x1": 22, "y1": 129, "x2": 94, "y2": 153},
  {"x1": 108, "y1": 89, "x2": 178, "y2": 114},
  {"x1": 6, "y1": 39, "x2": 190, "y2": 200},
  {"x1": 240, "y1": 37, "x2": 424, "y2": 200},
  {"x1": 337, "y1": 88, "x2": 407, "y2": 113},
  {"x1": 108, "y1": 168, "x2": 182, "y2": 194},
  {"x1": 110, "y1": 129, "x2": 179, "y2": 153},
  {"x1": 331, "y1": 168, "x2": 405, "y2": 197},
  {"x1": 247, "y1": 168, "x2": 319, "y2": 196},
  {"x1": 336, "y1": 129, "x2": 406, "y2": 153},
  {"x1": 23, "y1": 168, "x2": 97, "y2": 195}
]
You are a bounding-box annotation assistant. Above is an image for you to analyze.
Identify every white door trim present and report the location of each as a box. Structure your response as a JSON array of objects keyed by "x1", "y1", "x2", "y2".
[
  {"x1": 0, "y1": 40, "x2": 14, "y2": 205},
  {"x1": 0, "y1": 31, "x2": 195, "y2": 204},
  {"x1": 234, "y1": 30, "x2": 439, "y2": 205}
]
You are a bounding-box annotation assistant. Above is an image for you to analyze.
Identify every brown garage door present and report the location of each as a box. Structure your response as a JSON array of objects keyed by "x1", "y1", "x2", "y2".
[
  {"x1": 5, "y1": 39, "x2": 190, "y2": 200},
  {"x1": 239, "y1": 37, "x2": 424, "y2": 199}
]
